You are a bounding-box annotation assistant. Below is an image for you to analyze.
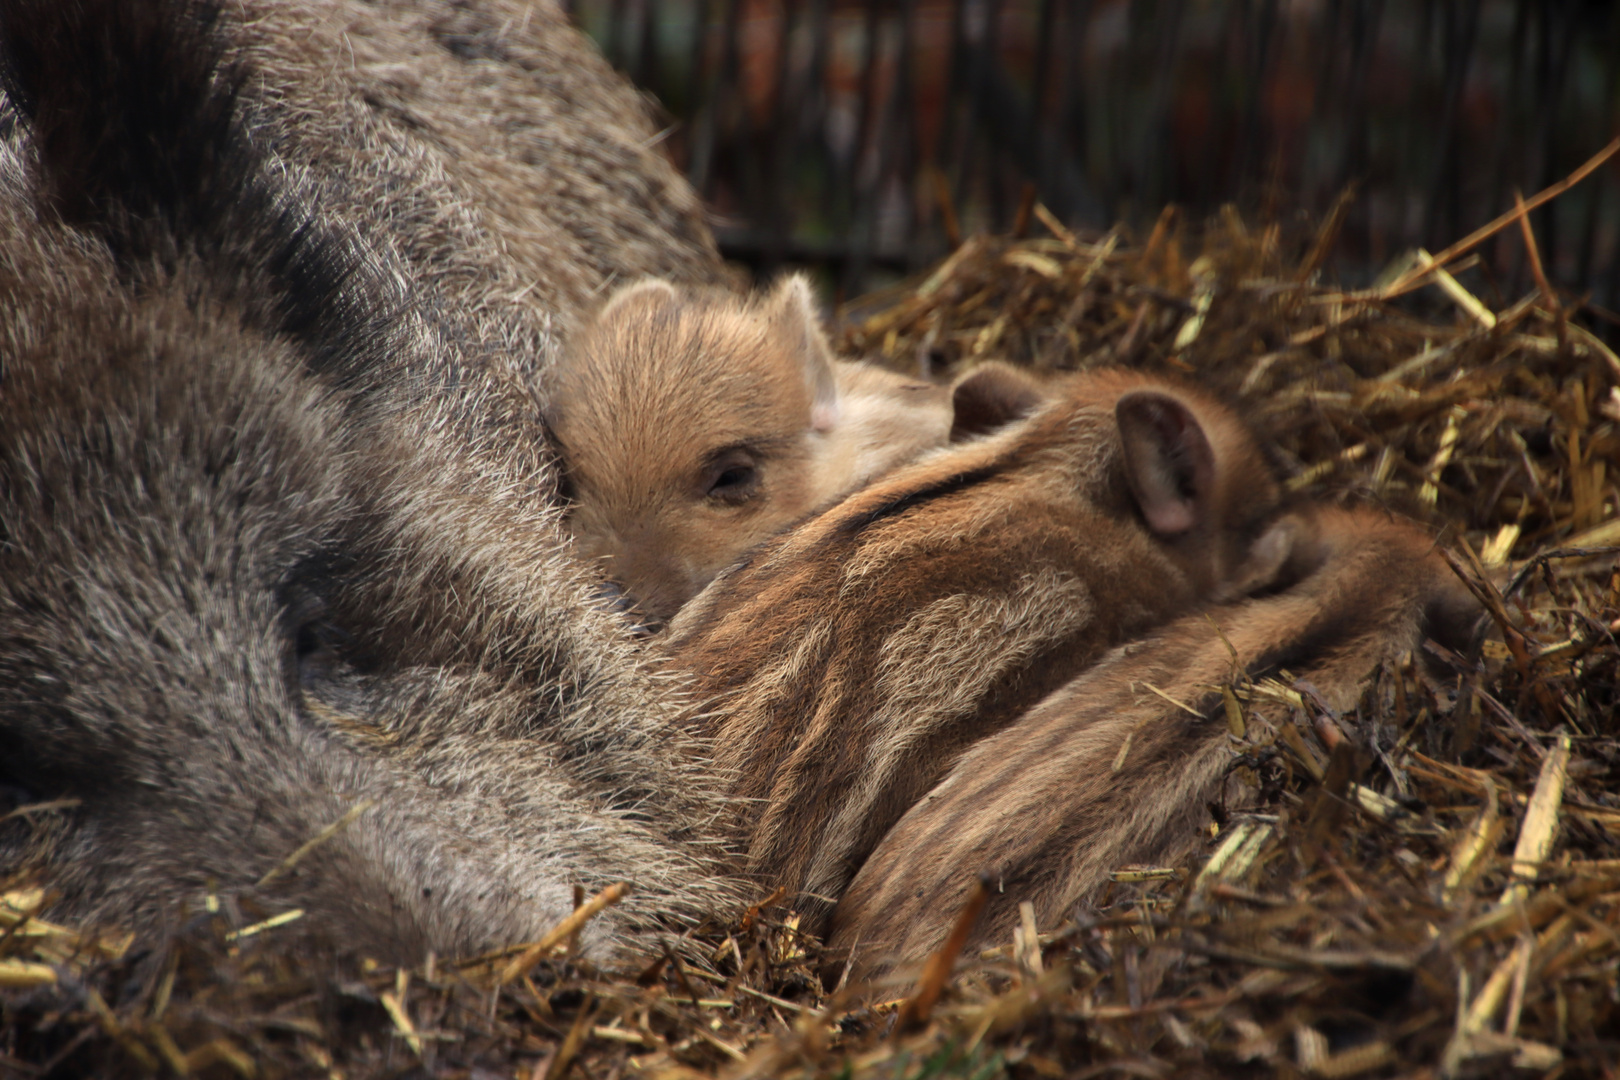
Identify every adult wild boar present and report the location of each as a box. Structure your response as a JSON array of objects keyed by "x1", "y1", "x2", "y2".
[{"x1": 0, "y1": 0, "x2": 741, "y2": 962}]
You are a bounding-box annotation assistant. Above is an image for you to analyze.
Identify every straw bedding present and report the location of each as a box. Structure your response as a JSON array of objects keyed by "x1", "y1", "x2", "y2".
[{"x1": 3, "y1": 188, "x2": 1618, "y2": 1078}]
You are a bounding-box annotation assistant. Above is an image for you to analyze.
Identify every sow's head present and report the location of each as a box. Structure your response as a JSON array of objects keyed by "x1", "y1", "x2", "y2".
[{"x1": 0, "y1": 0, "x2": 738, "y2": 960}]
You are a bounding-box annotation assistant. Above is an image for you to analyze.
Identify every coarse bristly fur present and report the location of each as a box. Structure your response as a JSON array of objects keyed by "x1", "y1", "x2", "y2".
[
  {"x1": 827, "y1": 506, "x2": 1478, "y2": 976},
  {"x1": 548, "y1": 274, "x2": 951, "y2": 626},
  {"x1": 0, "y1": 0, "x2": 744, "y2": 963},
  {"x1": 0, "y1": 0, "x2": 1484, "y2": 979},
  {"x1": 662, "y1": 367, "x2": 1302, "y2": 934}
]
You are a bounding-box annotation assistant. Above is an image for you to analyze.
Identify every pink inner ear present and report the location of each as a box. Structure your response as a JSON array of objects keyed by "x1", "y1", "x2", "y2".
[
  {"x1": 1116, "y1": 390, "x2": 1215, "y2": 537},
  {"x1": 1141, "y1": 494, "x2": 1197, "y2": 534}
]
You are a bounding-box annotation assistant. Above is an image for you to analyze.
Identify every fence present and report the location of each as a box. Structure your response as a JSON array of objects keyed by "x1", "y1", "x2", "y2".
[{"x1": 568, "y1": 0, "x2": 1620, "y2": 318}]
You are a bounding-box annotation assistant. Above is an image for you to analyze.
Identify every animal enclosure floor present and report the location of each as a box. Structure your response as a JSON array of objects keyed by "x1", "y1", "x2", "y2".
[{"x1": 4, "y1": 198, "x2": 1619, "y2": 1078}]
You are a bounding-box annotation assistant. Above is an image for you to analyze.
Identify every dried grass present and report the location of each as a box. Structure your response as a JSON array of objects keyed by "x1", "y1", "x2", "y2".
[{"x1": 5, "y1": 177, "x2": 1619, "y2": 1076}]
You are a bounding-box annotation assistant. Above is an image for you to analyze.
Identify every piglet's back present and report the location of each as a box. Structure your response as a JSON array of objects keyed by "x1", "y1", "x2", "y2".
[
  {"x1": 664, "y1": 368, "x2": 1292, "y2": 930},
  {"x1": 829, "y1": 506, "x2": 1477, "y2": 973}
]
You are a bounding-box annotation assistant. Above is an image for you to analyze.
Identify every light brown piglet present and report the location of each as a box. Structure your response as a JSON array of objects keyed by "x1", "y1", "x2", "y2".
[
  {"x1": 547, "y1": 275, "x2": 950, "y2": 625},
  {"x1": 663, "y1": 367, "x2": 1302, "y2": 932},
  {"x1": 827, "y1": 505, "x2": 1478, "y2": 976}
]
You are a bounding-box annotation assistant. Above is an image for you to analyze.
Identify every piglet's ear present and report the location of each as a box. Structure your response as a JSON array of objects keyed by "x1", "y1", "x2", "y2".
[
  {"x1": 949, "y1": 362, "x2": 1046, "y2": 441},
  {"x1": 1115, "y1": 389, "x2": 1215, "y2": 537},
  {"x1": 597, "y1": 277, "x2": 679, "y2": 320},
  {"x1": 767, "y1": 274, "x2": 840, "y2": 432}
]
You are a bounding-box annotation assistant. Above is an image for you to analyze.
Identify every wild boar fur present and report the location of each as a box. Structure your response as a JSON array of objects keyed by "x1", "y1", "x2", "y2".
[
  {"x1": 0, "y1": 0, "x2": 1476, "y2": 972},
  {"x1": 828, "y1": 506, "x2": 1478, "y2": 974},
  {"x1": 0, "y1": 0, "x2": 740, "y2": 961}
]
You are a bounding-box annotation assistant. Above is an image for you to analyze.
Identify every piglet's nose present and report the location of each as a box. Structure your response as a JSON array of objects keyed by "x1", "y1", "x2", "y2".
[
  {"x1": 590, "y1": 578, "x2": 664, "y2": 637},
  {"x1": 591, "y1": 579, "x2": 633, "y2": 612}
]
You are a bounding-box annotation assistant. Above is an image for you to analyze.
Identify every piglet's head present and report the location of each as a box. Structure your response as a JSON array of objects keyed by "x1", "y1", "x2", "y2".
[
  {"x1": 1105, "y1": 376, "x2": 1289, "y2": 600},
  {"x1": 943, "y1": 365, "x2": 1290, "y2": 601},
  {"x1": 546, "y1": 276, "x2": 846, "y2": 627}
]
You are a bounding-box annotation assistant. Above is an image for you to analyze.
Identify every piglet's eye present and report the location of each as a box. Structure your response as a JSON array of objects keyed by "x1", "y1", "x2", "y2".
[
  {"x1": 712, "y1": 465, "x2": 755, "y2": 492},
  {"x1": 703, "y1": 450, "x2": 761, "y2": 505}
]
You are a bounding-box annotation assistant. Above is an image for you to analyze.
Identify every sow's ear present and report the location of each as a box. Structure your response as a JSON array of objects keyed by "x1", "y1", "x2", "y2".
[
  {"x1": 766, "y1": 274, "x2": 840, "y2": 433},
  {"x1": 1115, "y1": 389, "x2": 1215, "y2": 537},
  {"x1": 949, "y1": 361, "x2": 1047, "y2": 441}
]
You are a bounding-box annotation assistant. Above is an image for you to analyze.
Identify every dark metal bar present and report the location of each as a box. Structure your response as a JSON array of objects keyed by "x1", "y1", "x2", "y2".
[
  {"x1": 1578, "y1": 13, "x2": 1620, "y2": 294},
  {"x1": 633, "y1": 0, "x2": 660, "y2": 88},
  {"x1": 761, "y1": 0, "x2": 805, "y2": 277},
  {"x1": 1234, "y1": 0, "x2": 1280, "y2": 213},
  {"x1": 1485, "y1": 0, "x2": 1533, "y2": 295},
  {"x1": 606, "y1": 0, "x2": 632, "y2": 68},
  {"x1": 802, "y1": 0, "x2": 835, "y2": 231},
  {"x1": 1530, "y1": 1, "x2": 1581, "y2": 282},
  {"x1": 1422, "y1": 0, "x2": 1483, "y2": 252},
  {"x1": 951, "y1": 0, "x2": 1006, "y2": 226},
  {"x1": 1140, "y1": 0, "x2": 1186, "y2": 221},
  {"x1": 687, "y1": 0, "x2": 743, "y2": 196},
  {"x1": 891, "y1": 0, "x2": 923, "y2": 275},
  {"x1": 843, "y1": 0, "x2": 902, "y2": 295},
  {"x1": 931, "y1": 0, "x2": 970, "y2": 214},
  {"x1": 685, "y1": 0, "x2": 712, "y2": 121},
  {"x1": 1057, "y1": 0, "x2": 1096, "y2": 226}
]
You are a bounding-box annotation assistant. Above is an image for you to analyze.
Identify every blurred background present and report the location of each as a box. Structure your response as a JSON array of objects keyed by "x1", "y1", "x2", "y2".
[{"x1": 564, "y1": 0, "x2": 1620, "y2": 323}]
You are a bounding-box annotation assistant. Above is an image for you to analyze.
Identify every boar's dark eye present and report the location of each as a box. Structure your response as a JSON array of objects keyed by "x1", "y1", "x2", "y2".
[
  {"x1": 280, "y1": 576, "x2": 357, "y2": 695},
  {"x1": 295, "y1": 621, "x2": 322, "y2": 661},
  {"x1": 294, "y1": 617, "x2": 352, "y2": 691},
  {"x1": 702, "y1": 448, "x2": 761, "y2": 505}
]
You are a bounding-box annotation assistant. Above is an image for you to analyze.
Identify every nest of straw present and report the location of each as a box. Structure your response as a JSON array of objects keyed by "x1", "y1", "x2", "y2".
[{"x1": 5, "y1": 177, "x2": 1619, "y2": 1077}]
